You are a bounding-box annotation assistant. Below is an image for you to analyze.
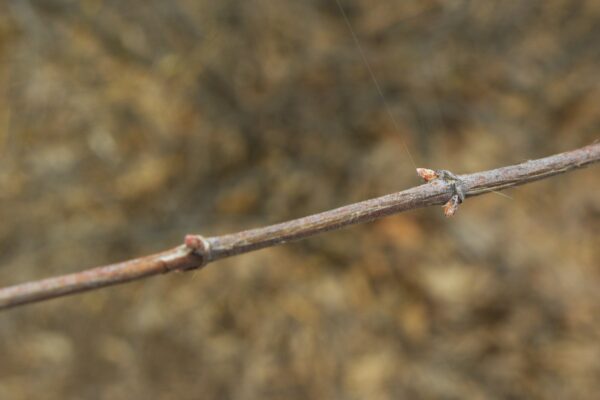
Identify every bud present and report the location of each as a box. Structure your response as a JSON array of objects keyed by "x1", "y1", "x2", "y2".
[
  {"x1": 416, "y1": 168, "x2": 438, "y2": 182},
  {"x1": 443, "y1": 195, "x2": 460, "y2": 217}
]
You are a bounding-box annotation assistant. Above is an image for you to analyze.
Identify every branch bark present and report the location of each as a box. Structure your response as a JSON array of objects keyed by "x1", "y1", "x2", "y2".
[{"x1": 1, "y1": 142, "x2": 599, "y2": 311}]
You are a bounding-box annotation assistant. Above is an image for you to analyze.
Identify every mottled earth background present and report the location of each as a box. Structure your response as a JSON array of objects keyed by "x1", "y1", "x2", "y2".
[{"x1": 0, "y1": 1, "x2": 599, "y2": 399}]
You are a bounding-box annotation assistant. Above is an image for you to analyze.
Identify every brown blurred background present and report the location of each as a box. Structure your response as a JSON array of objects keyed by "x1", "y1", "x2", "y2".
[{"x1": 0, "y1": 0, "x2": 599, "y2": 399}]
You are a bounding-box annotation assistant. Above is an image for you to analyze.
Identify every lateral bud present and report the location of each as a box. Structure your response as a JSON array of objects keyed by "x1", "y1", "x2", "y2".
[
  {"x1": 443, "y1": 195, "x2": 461, "y2": 217},
  {"x1": 416, "y1": 168, "x2": 438, "y2": 182},
  {"x1": 184, "y1": 234, "x2": 213, "y2": 266}
]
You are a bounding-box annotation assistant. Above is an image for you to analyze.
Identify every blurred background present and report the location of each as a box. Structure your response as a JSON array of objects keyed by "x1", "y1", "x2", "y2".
[{"x1": 0, "y1": 0, "x2": 599, "y2": 398}]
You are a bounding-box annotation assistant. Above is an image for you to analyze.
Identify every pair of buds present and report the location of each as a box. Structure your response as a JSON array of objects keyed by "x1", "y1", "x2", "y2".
[{"x1": 416, "y1": 168, "x2": 464, "y2": 217}]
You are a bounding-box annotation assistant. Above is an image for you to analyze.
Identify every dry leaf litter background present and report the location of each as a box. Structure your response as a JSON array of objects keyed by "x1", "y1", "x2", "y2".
[{"x1": 0, "y1": 1, "x2": 599, "y2": 399}]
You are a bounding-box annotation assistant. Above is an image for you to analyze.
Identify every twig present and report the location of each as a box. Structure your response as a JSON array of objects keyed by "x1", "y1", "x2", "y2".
[{"x1": 1, "y1": 142, "x2": 599, "y2": 310}]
